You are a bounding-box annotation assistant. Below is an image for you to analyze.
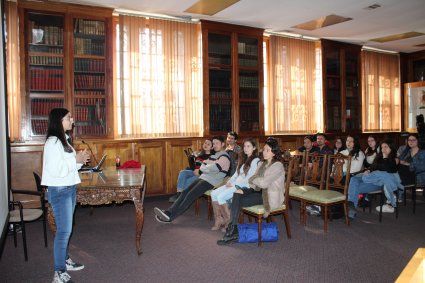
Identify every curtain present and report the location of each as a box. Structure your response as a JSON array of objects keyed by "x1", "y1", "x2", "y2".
[
  {"x1": 5, "y1": 1, "x2": 21, "y2": 141},
  {"x1": 267, "y1": 35, "x2": 323, "y2": 134},
  {"x1": 115, "y1": 15, "x2": 203, "y2": 138},
  {"x1": 362, "y1": 51, "x2": 401, "y2": 132}
]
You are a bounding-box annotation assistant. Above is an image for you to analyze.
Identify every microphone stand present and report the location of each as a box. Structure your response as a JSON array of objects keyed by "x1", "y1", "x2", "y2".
[{"x1": 82, "y1": 140, "x2": 99, "y2": 165}]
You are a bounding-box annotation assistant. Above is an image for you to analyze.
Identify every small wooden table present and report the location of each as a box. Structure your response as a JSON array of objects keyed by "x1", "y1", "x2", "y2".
[
  {"x1": 396, "y1": 248, "x2": 425, "y2": 283},
  {"x1": 47, "y1": 166, "x2": 147, "y2": 255}
]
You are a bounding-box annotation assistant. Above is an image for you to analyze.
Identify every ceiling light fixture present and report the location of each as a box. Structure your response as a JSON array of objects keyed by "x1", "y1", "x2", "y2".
[
  {"x1": 292, "y1": 14, "x2": 352, "y2": 31},
  {"x1": 362, "y1": 46, "x2": 398, "y2": 54}
]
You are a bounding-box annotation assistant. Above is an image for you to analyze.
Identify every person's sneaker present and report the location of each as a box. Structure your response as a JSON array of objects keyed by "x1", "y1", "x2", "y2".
[
  {"x1": 154, "y1": 207, "x2": 171, "y2": 222},
  {"x1": 154, "y1": 215, "x2": 171, "y2": 223},
  {"x1": 65, "y1": 258, "x2": 84, "y2": 271},
  {"x1": 52, "y1": 271, "x2": 74, "y2": 283},
  {"x1": 168, "y1": 192, "x2": 181, "y2": 203},
  {"x1": 376, "y1": 204, "x2": 395, "y2": 213}
]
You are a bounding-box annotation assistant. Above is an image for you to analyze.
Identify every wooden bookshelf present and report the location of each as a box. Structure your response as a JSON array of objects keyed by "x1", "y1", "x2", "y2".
[
  {"x1": 18, "y1": 1, "x2": 113, "y2": 139},
  {"x1": 202, "y1": 21, "x2": 264, "y2": 135}
]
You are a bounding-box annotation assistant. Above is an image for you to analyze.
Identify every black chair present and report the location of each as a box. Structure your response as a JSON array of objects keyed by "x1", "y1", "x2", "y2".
[{"x1": 8, "y1": 172, "x2": 48, "y2": 261}]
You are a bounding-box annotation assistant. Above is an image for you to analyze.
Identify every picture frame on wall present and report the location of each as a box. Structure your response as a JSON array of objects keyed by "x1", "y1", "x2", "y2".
[{"x1": 404, "y1": 81, "x2": 425, "y2": 132}]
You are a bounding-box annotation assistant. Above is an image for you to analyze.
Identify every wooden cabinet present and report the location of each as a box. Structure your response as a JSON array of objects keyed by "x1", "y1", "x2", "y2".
[
  {"x1": 322, "y1": 40, "x2": 361, "y2": 133},
  {"x1": 201, "y1": 21, "x2": 264, "y2": 135},
  {"x1": 18, "y1": 1, "x2": 113, "y2": 139}
]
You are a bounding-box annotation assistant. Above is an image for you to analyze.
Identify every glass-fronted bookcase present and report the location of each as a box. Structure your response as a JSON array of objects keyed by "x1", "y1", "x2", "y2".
[
  {"x1": 19, "y1": 1, "x2": 112, "y2": 139},
  {"x1": 202, "y1": 21, "x2": 264, "y2": 136}
]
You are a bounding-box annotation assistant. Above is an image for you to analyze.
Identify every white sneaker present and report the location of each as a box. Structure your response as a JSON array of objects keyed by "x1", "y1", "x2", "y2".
[
  {"x1": 66, "y1": 258, "x2": 84, "y2": 271},
  {"x1": 52, "y1": 271, "x2": 73, "y2": 283},
  {"x1": 376, "y1": 204, "x2": 395, "y2": 213}
]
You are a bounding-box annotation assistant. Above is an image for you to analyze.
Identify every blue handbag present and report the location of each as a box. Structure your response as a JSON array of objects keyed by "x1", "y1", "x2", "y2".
[{"x1": 237, "y1": 222, "x2": 279, "y2": 243}]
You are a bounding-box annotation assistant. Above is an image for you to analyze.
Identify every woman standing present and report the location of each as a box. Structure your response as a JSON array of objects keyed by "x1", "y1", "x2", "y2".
[
  {"x1": 210, "y1": 138, "x2": 260, "y2": 231},
  {"x1": 41, "y1": 108, "x2": 90, "y2": 283},
  {"x1": 217, "y1": 137, "x2": 285, "y2": 245}
]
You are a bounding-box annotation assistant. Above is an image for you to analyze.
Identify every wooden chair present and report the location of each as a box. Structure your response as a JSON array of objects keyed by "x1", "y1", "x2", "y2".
[
  {"x1": 288, "y1": 152, "x2": 327, "y2": 221},
  {"x1": 299, "y1": 154, "x2": 351, "y2": 232},
  {"x1": 194, "y1": 177, "x2": 230, "y2": 220},
  {"x1": 240, "y1": 159, "x2": 293, "y2": 246},
  {"x1": 361, "y1": 187, "x2": 401, "y2": 222}
]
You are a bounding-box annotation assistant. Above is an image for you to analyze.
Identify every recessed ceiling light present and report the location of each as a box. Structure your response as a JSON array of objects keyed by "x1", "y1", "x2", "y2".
[
  {"x1": 292, "y1": 14, "x2": 352, "y2": 31},
  {"x1": 184, "y1": 0, "x2": 240, "y2": 16},
  {"x1": 364, "y1": 4, "x2": 381, "y2": 10}
]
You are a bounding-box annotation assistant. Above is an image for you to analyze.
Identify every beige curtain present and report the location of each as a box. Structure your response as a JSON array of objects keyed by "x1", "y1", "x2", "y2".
[
  {"x1": 115, "y1": 15, "x2": 203, "y2": 138},
  {"x1": 362, "y1": 51, "x2": 401, "y2": 132},
  {"x1": 268, "y1": 36, "x2": 323, "y2": 134},
  {"x1": 5, "y1": 1, "x2": 21, "y2": 141}
]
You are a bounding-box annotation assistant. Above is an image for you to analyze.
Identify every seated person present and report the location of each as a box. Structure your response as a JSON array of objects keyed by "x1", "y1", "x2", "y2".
[
  {"x1": 210, "y1": 138, "x2": 260, "y2": 231},
  {"x1": 154, "y1": 136, "x2": 230, "y2": 223},
  {"x1": 363, "y1": 135, "x2": 379, "y2": 170},
  {"x1": 169, "y1": 138, "x2": 214, "y2": 202},
  {"x1": 315, "y1": 133, "x2": 333, "y2": 154},
  {"x1": 347, "y1": 139, "x2": 401, "y2": 218},
  {"x1": 217, "y1": 137, "x2": 285, "y2": 245},
  {"x1": 225, "y1": 131, "x2": 242, "y2": 176},
  {"x1": 340, "y1": 135, "x2": 365, "y2": 175},
  {"x1": 398, "y1": 133, "x2": 420, "y2": 186},
  {"x1": 297, "y1": 135, "x2": 319, "y2": 153},
  {"x1": 333, "y1": 136, "x2": 345, "y2": 154}
]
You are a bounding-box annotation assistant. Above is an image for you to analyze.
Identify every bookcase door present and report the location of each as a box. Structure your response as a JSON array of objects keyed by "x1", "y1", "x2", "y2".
[
  {"x1": 27, "y1": 12, "x2": 65, "y2": 136},
  {"x1": 72, "y1": 18, "x2": 107, "y2": 137}
]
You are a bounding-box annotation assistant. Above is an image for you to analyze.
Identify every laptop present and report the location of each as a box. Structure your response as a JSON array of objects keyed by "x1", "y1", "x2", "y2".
[{"x1": 79, "y1": 154, "x2": 107, "y2": 172}]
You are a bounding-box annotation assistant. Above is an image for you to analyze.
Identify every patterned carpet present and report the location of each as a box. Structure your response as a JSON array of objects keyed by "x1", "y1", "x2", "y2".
[{"x1": 1, "y1": 195, "x2": 425, "y2": 283}]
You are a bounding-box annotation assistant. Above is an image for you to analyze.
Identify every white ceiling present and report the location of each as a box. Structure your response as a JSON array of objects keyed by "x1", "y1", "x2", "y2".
[{"x1": 56, "y1": 0, "x2": 425, "y2": 53}]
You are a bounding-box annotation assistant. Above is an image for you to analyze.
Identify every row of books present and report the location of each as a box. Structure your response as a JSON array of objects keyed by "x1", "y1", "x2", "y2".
[
  {"x1": 29, "y1": 22, "x2": 64, "y2": 46},
  {"x1": 31, "y1": 119, "x2": 48, "y2": 135},
  {"x1": 74, "y1": 98, "x2": 105, "y2": 106},
  {"x1": 209, "y1": 103, "x2": 232, "y2": 132},
  {"x1": 240, "y1": 104, "x2": 259, "y2": 121},
  {"x1": 74, "y1": 107, "x2": 90, "y2": 121},
  {"x1": 74, "y1": 38, "x2": 104, "y2": 56},
  {"x1": 240, "y1": 120, "x2": 260, "y2": 131},
  {"x1": 239, "y1": 76, "x2": 259, "y2": 88},
  {"x1": 74, "y1": 19, "x2": 105, "y2": 36},
  {"x1": 209, "y1": 70, "x2": 231, "y2": 89},
  {"x1": 30, "y1": 69, "x2": 63, "y2": 91},
  {"x1": 208, "y1": 57, "x2": 231, "y2": 65},
  {"x1": 74, "y1": 75, "x2": 105, "y2": 89},
  {"x1": 74, "y1": 90, "x2": 104, "y2": 96},
  {"x1": 237, "y1": 42, "x2": 258, "y2": 56},
  {"x1": 238, "y1": 58, "x2": 258, "y2": 67},
  {"x1": 30, "y1": 56, "x2": 63, "y2": 66},
  {"x1": 73, "y1": 124, "x2": 106, "y2": 136},
  {"x1": 209, "y1": 90, "x2": 231, "y2": 99},
  {"x1": 327, "y1": 77, "x2": 340, "y2": 90},
  {"x1": 29, "y1": 45, "x2": 63, "y2": 54},
  {"x1": 239, "y1": 90, "x2": 258, "y2": 99},
  {"x1": 208, "y1": 43, "x2": 231, "y2": 56},
  {"x1": 31, "y1": 99, "x2": 64, "y2": 116},
  {"x1": 74, "y1": 59, "x2": 104, "y2": 72}
]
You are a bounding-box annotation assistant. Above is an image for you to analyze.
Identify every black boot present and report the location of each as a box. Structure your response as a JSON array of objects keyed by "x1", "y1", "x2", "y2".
[{"x1": 217, "y1": 224, "x2": 238, "y2": 245}]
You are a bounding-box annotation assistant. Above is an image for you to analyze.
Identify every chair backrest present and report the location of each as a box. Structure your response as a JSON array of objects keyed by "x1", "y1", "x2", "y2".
[
  {"x1": 284, "y1": 158, "x2": 294, "y2": 207},
  {"x1": 287, "y1": 151, "x2": 305, "y2": 185},
  {"x1": 303, "y1": 152, "x2": 327, "y2": 190},
  {"x1": 32, "y1": 171, "x2": 46, "y2": 193},
  {"x1": 326, "y1": 154, "x2": 352, "y2": 195}
]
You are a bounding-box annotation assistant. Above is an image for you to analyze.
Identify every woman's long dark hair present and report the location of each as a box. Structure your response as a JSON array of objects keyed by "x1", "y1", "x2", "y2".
[
  {"x1": 347, "y1": 135, "x2": 362, "y2": 160},
  {"x1": 334, "y1": 136, "x2": 346, "y2": 153},
  {"x1": 198, "y1": 138, "x2": 214, "y2": 157},
  {"x1": 46, "y1": 108, "x2": 73, "y2": 153},
  {"x1": 237, "y1": 138, "x2": 259, "y2": 175},
  {"x1": 265, "y1": 137, "x2": 282, "y2": 163},
  {"x1": 399, "y1": 133, "x2": 419, "y2": 160},
  {"x1": 371, "y1": 139, "x2": 397, "y2": 168},
  {"x1": 365, "y1": 135, "x2": 379, "y2": 156}
]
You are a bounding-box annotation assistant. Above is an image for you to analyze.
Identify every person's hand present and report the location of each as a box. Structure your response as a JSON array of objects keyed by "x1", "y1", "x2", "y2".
[
  {"x1": 76, "y1": 149, "x2": 90, "y2": 164},
  {"x1": 400, "y1": 160, "x2": 409, "y2": 166},
  {"x1": 364, "y1": 170, "x2": 370, "y2": 176},
  {"x1": 203, "y1": 159, "x2": 213, "y2": 164},
  {"x1": 193, "y1": 169, "x2": 200, "y2": 176}
]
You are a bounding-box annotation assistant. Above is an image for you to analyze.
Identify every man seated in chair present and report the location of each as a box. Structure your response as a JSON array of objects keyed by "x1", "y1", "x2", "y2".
[{"x1": 154, "y1": 136, "x2": 230, "y2": 223}]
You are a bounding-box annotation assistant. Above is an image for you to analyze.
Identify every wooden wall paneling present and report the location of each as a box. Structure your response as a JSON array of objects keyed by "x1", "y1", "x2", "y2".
[
  {"x1": 10, "y1": 145, "x2": 44, "y2": 208},
  {"x1": 135, "y1": 141, "x2": 165, "y2": 195},
  {"x1": 166, "y1": 140, "x2": 194, "y2": 195},
  {"x1": 92, "y1": 141, "x2": 133, "y2": 168}
]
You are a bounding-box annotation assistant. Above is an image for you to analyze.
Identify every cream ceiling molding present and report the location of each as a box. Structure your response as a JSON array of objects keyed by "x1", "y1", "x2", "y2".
[{"x1": 184, "y1": 0, "x2": 240, "y2": 16}]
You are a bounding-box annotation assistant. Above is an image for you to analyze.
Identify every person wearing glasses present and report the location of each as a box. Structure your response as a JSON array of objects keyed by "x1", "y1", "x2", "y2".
[{"x1": 41, "y1": 108, "x2": 90, "y2": 283}]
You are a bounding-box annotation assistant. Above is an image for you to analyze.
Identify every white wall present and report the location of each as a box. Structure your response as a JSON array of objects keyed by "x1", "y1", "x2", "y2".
[{"x1": 0, "y1": 0, "x2": 10, "y2": 241}]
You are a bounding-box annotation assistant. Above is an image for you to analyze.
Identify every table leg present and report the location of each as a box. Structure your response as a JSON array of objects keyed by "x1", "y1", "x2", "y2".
[{"x1": 133, "y1": 198, "x2": 144, "y2": 255}]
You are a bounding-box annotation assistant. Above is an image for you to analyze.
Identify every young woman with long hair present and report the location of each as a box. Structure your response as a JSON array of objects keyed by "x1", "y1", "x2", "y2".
[
  {"x1": 41, "y1": 108, "x2": 90, "y2": 283},
  {"x1": 210, "y1": 138, "x2": 260, "y2": 231}
]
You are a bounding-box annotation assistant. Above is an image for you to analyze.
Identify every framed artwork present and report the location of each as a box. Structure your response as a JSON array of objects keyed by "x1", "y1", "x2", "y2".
[{"x1": 404, "y1": 81, "x2": 425, "y2": 132}]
